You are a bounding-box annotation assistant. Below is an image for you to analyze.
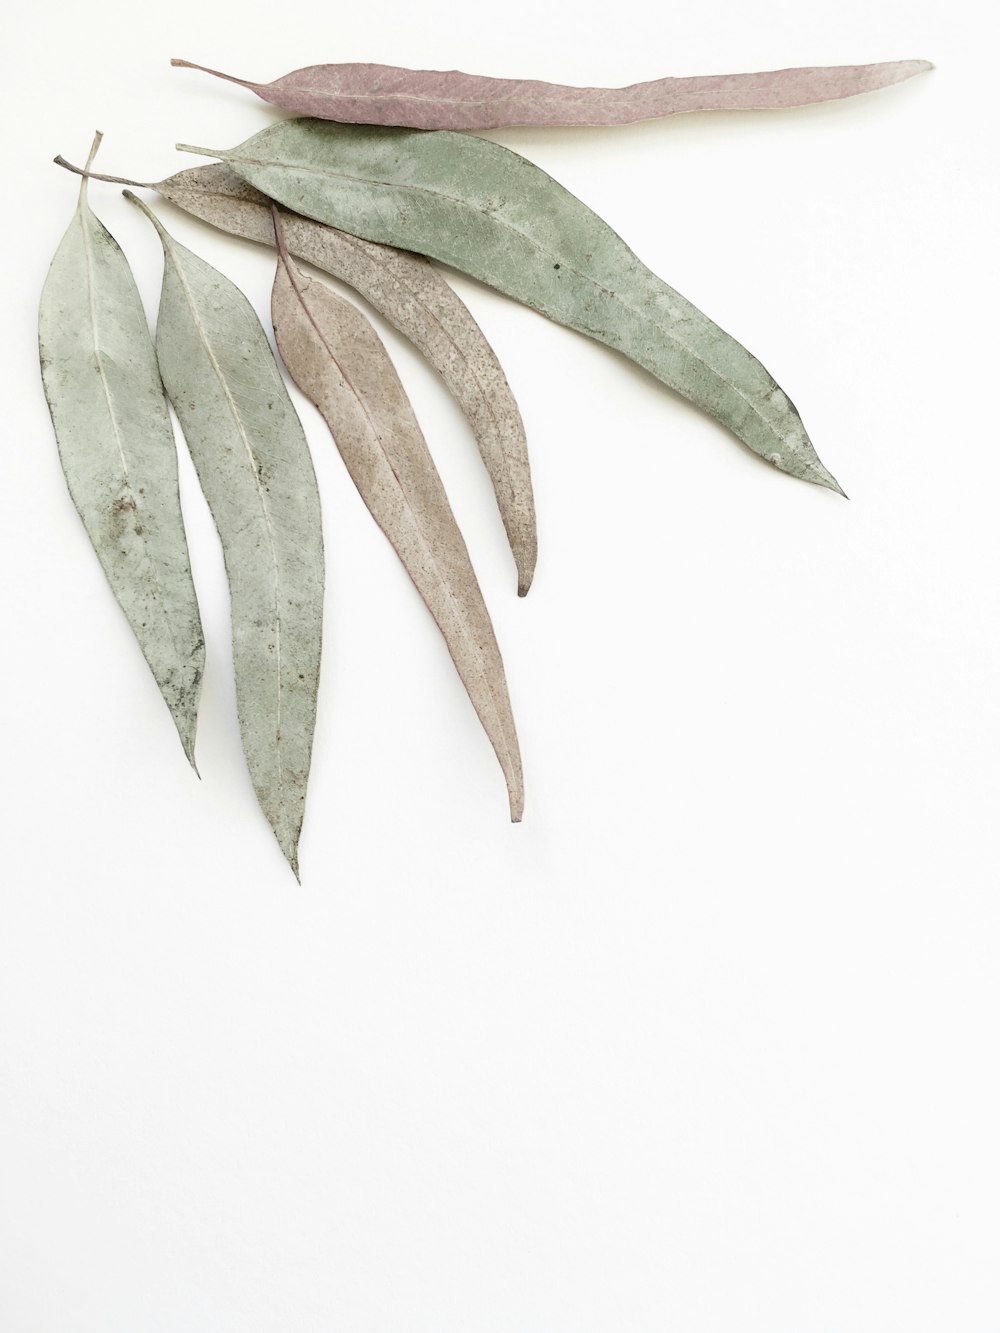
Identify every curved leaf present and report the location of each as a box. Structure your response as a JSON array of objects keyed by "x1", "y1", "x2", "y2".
[
  {"x1": 270, "y1": 209, "x2": 523, "y2": 819},
  {"x1": 39, "y1": 135, "x2": 204, "y2": 764},
  {"x1": 183, "y1": 120, "x2": 843, "y2": 492},
  {"x1": 172, "y1": 56, "x2": 932, "y2": 131},
  {"x1": 127, "y1": 193, "x2": 324, "y2": 878}
]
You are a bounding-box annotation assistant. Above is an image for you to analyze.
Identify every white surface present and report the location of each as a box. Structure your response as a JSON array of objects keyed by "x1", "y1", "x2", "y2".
[{"x1": 2, "y1": 1, "x2": 997, "y2": 1329}]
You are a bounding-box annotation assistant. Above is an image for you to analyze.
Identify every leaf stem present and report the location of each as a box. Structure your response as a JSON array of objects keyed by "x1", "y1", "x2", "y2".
[
  {"x1": 55, "y1": 155, "x2": 152, "y2": 190},
  {"x1": 170, "y1": 57, "x2": 257, "y2": 90},
  {"x1": 77, "y1": 132, "x2": 103, "y2": 208},
  {"x1": 122, "y1": 189, "x2": 169, "y2": 240},
  {"x1": 175, "y1": 143, "x2": 223, "y2": 160}
]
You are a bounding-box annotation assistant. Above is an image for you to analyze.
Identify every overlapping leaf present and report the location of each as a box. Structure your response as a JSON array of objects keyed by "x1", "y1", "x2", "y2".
[
  {"x1": 39, "y1": 134, "x2": 204, "y2": 764},
  {"x1": 183, "y1": 119, "x2": 843, "y2": 491},
  {"x1": 42, "y1": 51, "x2": 932, "y2": 871},
  {"x1": 127, "y1": 192, "x2": 324, "y2": 877},
  {"x1": 172, "y1": 56, "x2": 931, "y2": 130},
  {"x1": 154, "y1": 164, "x2": 536, "y2": 595},
  {"x1": 269, "y1": 208, "x2": 523, "y2": 819}
]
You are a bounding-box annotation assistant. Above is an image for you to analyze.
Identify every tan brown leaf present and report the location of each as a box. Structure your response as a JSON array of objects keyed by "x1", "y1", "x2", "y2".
[{"x1": 269, "y1": 209, "x2": 523, "y2": 821}]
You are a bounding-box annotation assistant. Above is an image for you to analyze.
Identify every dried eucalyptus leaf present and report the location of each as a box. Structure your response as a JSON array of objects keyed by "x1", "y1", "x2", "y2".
[
  {"x1": 270, "y1": 209, "x2": 523, "y2": 820},
  {"x1": 39, "y1": 134, "x2": 204, "y2": 764},
  {"x1": 155, "y1": 163, "x2": 536, "y2": 595},
  {"x1": 127, "y1": 192, "x2": 324, "y2": 878},
  {"x1": 172, "y1": 56, "x2": 931, "y2": 131},
  {"x1": 182, "y1": 121, "x2": 843, "y2": 493}
]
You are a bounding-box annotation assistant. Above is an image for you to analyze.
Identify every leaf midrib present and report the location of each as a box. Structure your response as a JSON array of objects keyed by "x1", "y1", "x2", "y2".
[
  {"x1": 80, "y1": 208, "x2": 185, "y2": 675},
  {"x1": 280, "y1": 255, "x2": 520, "y2": 794}
]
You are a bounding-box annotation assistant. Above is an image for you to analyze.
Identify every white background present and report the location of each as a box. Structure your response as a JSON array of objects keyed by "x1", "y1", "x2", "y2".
[{"x1": 2, "y1": 0, "x2": 997, "y2": 1328}]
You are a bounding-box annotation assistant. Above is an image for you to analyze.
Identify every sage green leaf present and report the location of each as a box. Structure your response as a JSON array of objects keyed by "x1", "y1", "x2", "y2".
[
  {"x1": 126, "y1": 192, "x2": 324, "y2": 878},
  {"x1": 39, "y1": 134, "x2": 204, "y2": 765},
  {"x1": 181, "y1": 120, "x2": 843, "y2": 492},
  {"x1": 270, "y1": 209, "x2": 523, "y2": 820},
  {"x1": 155, "y1": 163, "x2": 536, "y2": 595}
]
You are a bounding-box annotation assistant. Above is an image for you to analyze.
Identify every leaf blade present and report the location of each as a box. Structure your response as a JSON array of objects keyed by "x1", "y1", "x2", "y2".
[
  {"x1": 172, "y1": 57, "x2": 932, "y2": 130},
  {"x1": 155, "y1": 163, "x2": 536, "y2": 594},
  {"x1": 188, "y1": 121, "x2": 842, "y2": 492},
  {"x1": 269, "y1": 210, "x2": 523, "y2": 820},
  {"x1": 39, "y1": 139, "x2": 204, "y2": 764},
  {"x1": 128, "y1": 194, "x2": 324, "y2": 876}
]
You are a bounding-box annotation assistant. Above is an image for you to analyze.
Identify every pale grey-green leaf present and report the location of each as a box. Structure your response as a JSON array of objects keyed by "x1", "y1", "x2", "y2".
[
  {"x1": 271, "y1": 219, "x2": 523, "y2": 819},
  {"x1": 189, "y1": 120, "x2": 842, "y2": 492},
  {"x1": 38, "y1": 158, "x2": 204, "y2": 764},
  {"x1": 155, "y1": 163, "x2": 536, "y2": 594},
  {"x1": 128, "y1": 194, "x2": 324, "y2": 877}
]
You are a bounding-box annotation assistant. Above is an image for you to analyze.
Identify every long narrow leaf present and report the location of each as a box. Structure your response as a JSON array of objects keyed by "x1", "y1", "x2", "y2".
[
  {"x1": 172, "y1": 56, "x2": 931, "y2": 130},
  {"x1": 182, "y1": 120, "x2": 843, "y2": 492},
  {"x1": 270, "y1": 208, "x2": 523, "y2": 819},
  {"x1": 126, "y1": 192, "x2": 324, "y2": 877},
  {"x1": 39, "y1": 135, "x2": 204, "y2": 764}
]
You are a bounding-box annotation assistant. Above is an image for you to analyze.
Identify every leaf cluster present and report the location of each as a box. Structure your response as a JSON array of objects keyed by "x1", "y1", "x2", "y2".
[{"x1": 39, "y1": 57, "x2": 930, "y2": 876}]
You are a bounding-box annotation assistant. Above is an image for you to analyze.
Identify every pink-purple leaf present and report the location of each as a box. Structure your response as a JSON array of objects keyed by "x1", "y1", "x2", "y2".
[{"x1": 171, "y1": 57, "x2": 932, "y2": 131}]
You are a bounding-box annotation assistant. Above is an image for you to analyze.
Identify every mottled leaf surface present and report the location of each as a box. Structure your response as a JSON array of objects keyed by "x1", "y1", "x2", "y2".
[
  {"x1": 188, "y1": 121, "x2": 842, "y2": 491},
  {"x1": 270, "y1": 212, "x2": 523, "y2": 819},
  {"x1": 39, "y1": 137, "x2": 204, "y2": 764},
  {"x1": 128, "y1": 194, "x2": 324, "y2": 877},
  {"x1": 156, "y1": 164, "x2": 535, "y2": 594},
  {"x1": 173, "y1": 56, "x2": 931, "y2": 130}
]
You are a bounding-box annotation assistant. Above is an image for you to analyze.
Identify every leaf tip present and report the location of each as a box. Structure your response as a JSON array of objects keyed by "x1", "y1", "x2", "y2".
[
  {"x1": 181, "y1": 735, "x2": 201, "y2": 778},
  {"x1": 821, "y1": 472, "x2": 848, "y2": 499},
  {"x1": 794, "y1": 453, "x2": 847, "y2": 498},
  {"x1": 516, "y1": 549, "x2": 536, "y2": 597},
  {"x1": 274, "y1": 818, "x2": 304, "y2": 882}
]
